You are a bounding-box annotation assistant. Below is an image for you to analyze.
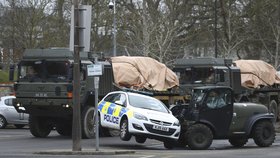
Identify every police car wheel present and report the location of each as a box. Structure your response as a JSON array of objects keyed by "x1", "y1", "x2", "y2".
[{"x1": 120, "y1": 119, "x2": 131, "y2": 141}]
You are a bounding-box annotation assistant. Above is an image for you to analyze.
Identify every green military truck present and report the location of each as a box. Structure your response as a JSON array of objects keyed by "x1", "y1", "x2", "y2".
[
  {"x1": 172, "y1": 58, "x2": 280, "y2": 121},
  {"x1": 171, "y1": 86, "x2": 275, "y2": 150},
  {"x1": 10, "y1": 48, "x2": 114, "y2": 138}
]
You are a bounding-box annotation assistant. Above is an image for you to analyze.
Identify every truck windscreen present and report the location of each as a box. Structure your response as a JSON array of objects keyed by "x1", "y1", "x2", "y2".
[
  {"x1": 18, "y1": 60, "x2": 70, "y2": 82},
  {"x1": 176, "y1": 67, "x2": 215, "y2": 84}
]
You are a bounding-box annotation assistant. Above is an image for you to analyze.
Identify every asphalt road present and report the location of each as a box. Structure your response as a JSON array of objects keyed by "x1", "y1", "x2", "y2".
[{"x1": 0, "y1": 127, "x2": 280, "y2": 158}]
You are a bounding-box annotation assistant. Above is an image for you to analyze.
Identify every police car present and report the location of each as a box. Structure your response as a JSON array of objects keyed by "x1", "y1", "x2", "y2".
[{"x1": 98, "y1": 91, "x2": 180, "y2": 149}]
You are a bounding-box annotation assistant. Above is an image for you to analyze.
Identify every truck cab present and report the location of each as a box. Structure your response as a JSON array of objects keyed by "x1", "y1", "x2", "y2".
[
  {"x1": 173, "y1": 58, "x2": 242, "y2": 95},
  {"x1": 10, "y1": 48, "x2": 114, "y2": 138}
]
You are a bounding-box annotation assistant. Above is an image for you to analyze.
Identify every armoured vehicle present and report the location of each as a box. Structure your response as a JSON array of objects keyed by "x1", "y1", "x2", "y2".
[
  {"x1": 171, "y1": 86, "x2": 275, "y2": 150},
  {"x1": 173, "y1": 58, "x2": 280, "y2": 121},
  {"x1": 10, "y1": 48, "x2": 114, "y2": 138}
]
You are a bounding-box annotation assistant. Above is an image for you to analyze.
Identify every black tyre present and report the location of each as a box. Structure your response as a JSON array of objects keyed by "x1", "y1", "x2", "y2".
[
  {"x1": 186, "y1": 124, "x2": 213, "y2": 150},
  {"x1": 56, "y1": 123, "x2": 72, "y2": 136},
  {"x1": 81, "y1": 106, "x2": 95, "y2": 139},
  {"x1": 108, "y1": 129, "x2": 120, "y2": 137},
  {"x1": 135, "y1": 136, "x2": 147, "y2": 143},
  {"x1": 120, "y1": 119, "x2": 132, "y2": 141},
  {"x1": 0, "y1": 115, "x2": 7, "y2": 129},
  {"x1": 269, "y1": 100, "x2": 278, "y2": 122},
  {"x1": 14, "y1": 124, "x2": 25, "y2": 129},
  {"x1": 175, "y1": 131, "x2": 188, "y2": 147},
  {"x1": 164, "y1": 141, "x2": 174, "y2": 149},
  {"x1": 228, "y1": 138, "x2": 248, "y2": 147},
  {"x1": 252, "y1": 120, "x2": 275, "y2": 147},
  {"x1": 29, "y1": 115, "x2": 52, "y2": 138}
]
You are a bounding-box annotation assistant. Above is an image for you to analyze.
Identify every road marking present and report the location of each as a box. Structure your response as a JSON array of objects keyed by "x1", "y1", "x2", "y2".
[{"x1": 140, "y1": 156, "x2": 155, "y2": 158}]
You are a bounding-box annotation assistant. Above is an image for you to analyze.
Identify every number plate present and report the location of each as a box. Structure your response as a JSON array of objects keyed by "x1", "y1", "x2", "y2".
[{"x1": 152, "y1": 125, "x2": 169, "y2": 132}]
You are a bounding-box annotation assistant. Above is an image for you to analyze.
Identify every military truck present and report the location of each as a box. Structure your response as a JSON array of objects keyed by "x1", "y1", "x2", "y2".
[
  {"x1": 171, "y1": 86, "x2": 275, "y2": 150},
  {"x1": 172, "y1": 58, "x2": 280, "y2": 121},
  {"x1": 9, "y1": 48, "x2": 114, "y2": 138}
]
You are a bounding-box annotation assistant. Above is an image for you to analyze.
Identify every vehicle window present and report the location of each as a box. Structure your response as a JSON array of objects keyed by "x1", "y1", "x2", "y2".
[
  {"x1": 192, "y1": 89, "x2": 205, "y2": 103},
  {"x1": 128, "y1": 94, "x2": 169, "y2": 113},
  {"x1": 19, "y1": 60, "x2": 70, "y2": 82},
  {"x1": 19, "y1": 61, "x2": 43, "y2": 80},
  {"x1": 176, "y1": 68, "x2": 192, "y2": 84},
  {"x1": 104, "y1": 93, "x2": 118, "y2": 102},
  {"x1": 46, "y1": 61, "x2": 69, "y2": 80},
  {"x1": 112, "y1": 94, "x2": 126, "y2": 106},
  {"x1": 206, "y1": 89, "x2": 231, "y2": 109},
  {"x1": 4, "y1": 98, "x2": 13, "y2": 106},
  {"x1": 103, "y1": 93, "x2": 126, "y2": 106}
]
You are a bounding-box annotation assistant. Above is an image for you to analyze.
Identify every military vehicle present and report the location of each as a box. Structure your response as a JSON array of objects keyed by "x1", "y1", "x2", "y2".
[
  {"x1": 171, "y1": 86, "x2": 275, "y2": 150},
  {"x1": 9, "y1": 48, "x2": 114, "y2": 138},
  {"x1": 172, "y1": 58, "x2": 280, "y2": 121}
]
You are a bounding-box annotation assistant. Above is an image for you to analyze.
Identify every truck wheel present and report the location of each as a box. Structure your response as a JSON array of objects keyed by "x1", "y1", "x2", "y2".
[
  {"x1": 56, "y1": 124, "x2": 72, "y2": 136},
  {"x1": 0, "y1": 115, "x2": 7, "y2": 129},
  {"x1": 252, "y1": 120, "x2": 275, "y2": 147},
  {"x1": 108, "y1": 129, "x2": 120, "y2": 137},
  {"x1": 81, "y1": 106, "x2": 95, "y2": 139},
  {"x1": 135, "y1": 136, "x2": 147, "y2": 143},
  {"x1": 186, "y1": 124, "x2": 213, "y2": 150},
  {"x1": 228, "y1": 138, "x2": 248, "y2": 147},
  {"x1": 269, "y1": 100, "x2": 278, "y2": 122},
  {"x1": 120, "y1": 119, "x2": 132, "y2": 141},
  {"x1": 29, "y1": 115, "x2": 52, "y2": 138}
]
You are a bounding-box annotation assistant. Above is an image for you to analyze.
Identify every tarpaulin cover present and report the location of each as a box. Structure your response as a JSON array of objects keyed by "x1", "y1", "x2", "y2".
[
  {"x1": 234, "y1": 60, "x2": 280, "y2": 88},
  {"x1": 111, "y1": 56, "x2": 179, "y2": 91}
]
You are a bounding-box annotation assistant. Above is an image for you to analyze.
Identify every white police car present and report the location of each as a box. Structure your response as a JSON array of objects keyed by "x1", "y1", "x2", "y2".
[{"x1": 98, "y1": 91, "x2": 180, "y2": 149}]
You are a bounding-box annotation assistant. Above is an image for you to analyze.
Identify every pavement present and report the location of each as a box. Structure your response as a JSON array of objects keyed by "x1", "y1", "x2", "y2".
[{"x1": 34, "y1": 149, "x2": 135, "y2": 155}]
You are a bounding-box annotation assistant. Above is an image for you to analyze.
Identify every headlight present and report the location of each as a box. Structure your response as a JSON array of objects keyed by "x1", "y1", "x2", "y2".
[
  {"x1": 133, "y1": 112, "x2": 148, "y2": 121},
  {"x1": 173, "y1": 120, "x2": 180, "y2": 126}
]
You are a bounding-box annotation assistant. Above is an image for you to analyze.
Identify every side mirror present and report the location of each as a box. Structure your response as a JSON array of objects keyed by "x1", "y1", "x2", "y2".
[{"x1": 9, "y1": 65, "x2": 15, "y2": 81}]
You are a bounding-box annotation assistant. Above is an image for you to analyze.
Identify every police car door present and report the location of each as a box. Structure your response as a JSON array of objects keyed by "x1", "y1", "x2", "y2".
[{"x1": 101, "y1": 93, "x2": 126, "y2": 129}]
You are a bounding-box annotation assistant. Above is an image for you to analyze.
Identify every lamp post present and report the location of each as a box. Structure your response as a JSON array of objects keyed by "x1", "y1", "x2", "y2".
[
  {"x1": 109, "y1": 0, "x2": 116, "y2": 57},
  {"x1": 214, "y1": 0, "x2": 218, "y2": 58}
]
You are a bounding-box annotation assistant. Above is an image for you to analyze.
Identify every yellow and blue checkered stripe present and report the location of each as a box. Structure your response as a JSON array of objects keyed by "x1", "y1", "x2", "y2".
[{"x1": 98, "y1": 101, "x2": 131, "y2": 117}]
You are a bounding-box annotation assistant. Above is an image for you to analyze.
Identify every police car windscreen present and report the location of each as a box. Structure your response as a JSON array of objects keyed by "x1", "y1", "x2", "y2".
[{"x1": 128, "y1": 94, "x2": 169, "y2": 113}]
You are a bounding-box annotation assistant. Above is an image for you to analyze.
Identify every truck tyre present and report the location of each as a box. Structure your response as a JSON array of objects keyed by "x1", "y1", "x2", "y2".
[
  {"x1": 108, "y1": 129, "x2": 120, "y2": 137},
  {"x1": 186, "y1": 124, "x2": 213, "y2": 150},
  {"x1": 252, "y1": 120, "x2": 275, "y2": 147},
  {"x1": 135, "y1": 136, "x2": 147, "y2": 143},
  {"x1": 81, "y1": 106, "x2": 95, "y2": 139},
  {"x1": 269, "y1": 100, "x2": 278, "y2": 122},
  {"x1": 120, "y1": 119, "x2": 132, "y2": 141},
  {"x1": 56, "y1": 123, "x2": 72, "y2": 136},
  {"x1": 29, "y1": 115, "x2": 52, "y2": 138},
  {"x1": 228, "y1": 138, "x2": 248, "y2": 147}
]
